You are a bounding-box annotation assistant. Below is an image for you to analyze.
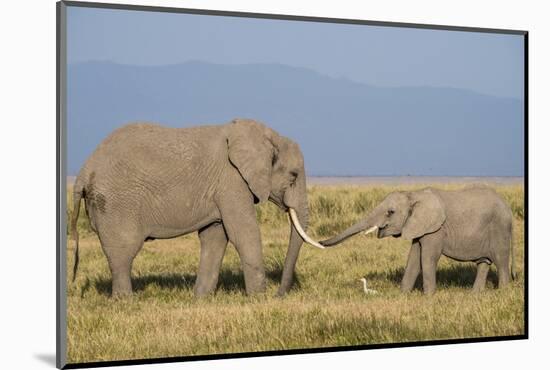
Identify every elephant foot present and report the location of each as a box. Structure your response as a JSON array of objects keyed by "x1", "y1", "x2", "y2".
[
  {"x1": 400, "y1": 281, "x2": 416, "y2": 293},
  {"x1": 275, "y1": 288, "x2": 290, "y2": 298},
  {"x1": 245, "y1": 286, "x2": 266, "y2": 296},
  {"x1": 111, "y1": 289, "x2": 133, "y2": 298},
  {"x1": 111, "y1": 277, "x2": 133, "y2": 298},
  {"x1": 242, "y1": 269, "x2": 266, "y2": 296},
  {"x1": 193, "y1": 285, "x2": 216, "y2": 297},
  {"x1": 244, "y1": 279, "x2": 266, "y2": 296},
  {"x1": 471, "y1": 286, "x2": 486, "y2": 293},
  {"x1": 193, "y1": 273, "x2": 219, "y2": 297},
  {"x1": 400, "y1": 287, "x2": 413, "y2": 294}
]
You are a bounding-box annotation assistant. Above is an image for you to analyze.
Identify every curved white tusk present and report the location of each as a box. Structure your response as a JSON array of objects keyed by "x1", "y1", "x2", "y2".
[
  {"x1": 363, "y1": 226, "x2": 379, "y2": 236},
  {"x1": 288, "y1": 208, "x2": 325, "y2": 249}
]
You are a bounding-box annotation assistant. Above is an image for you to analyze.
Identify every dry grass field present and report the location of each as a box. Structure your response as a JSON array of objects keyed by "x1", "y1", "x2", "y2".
[{"x1": 65, "y1": 183, "x2": 525, "y2": 364}]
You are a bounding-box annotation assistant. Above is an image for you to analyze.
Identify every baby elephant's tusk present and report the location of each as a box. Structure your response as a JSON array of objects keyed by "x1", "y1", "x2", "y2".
[{"x1": 363, "y1": 226, "x2": 379, "y2": 236}]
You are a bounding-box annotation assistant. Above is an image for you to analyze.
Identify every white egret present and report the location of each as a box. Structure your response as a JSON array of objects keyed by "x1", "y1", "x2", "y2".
[{"x1": 359, "y1": 278, "x2": 378, "y2": 295}]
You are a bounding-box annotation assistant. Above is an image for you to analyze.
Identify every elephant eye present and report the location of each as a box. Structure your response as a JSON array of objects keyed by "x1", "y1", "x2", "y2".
[
  {"x1": 290, "y1": 171, "x2": 298, "y2": 184},
  {"x1": 386, "y1": 209, "x2": 395, "y2": 217}
]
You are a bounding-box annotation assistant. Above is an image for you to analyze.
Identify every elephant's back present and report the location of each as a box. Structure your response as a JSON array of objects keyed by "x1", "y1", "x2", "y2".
[
  {"x1": 455, "y1": 186, "x2": 512, "y2": 220},
  {"x1": 437, "y1": 186, "x2": 512, "y2": 235},
  {"x1": 95, "y1": 123, "x2": 185, "y2": 156},
  {"x1": 86, "y1": 122, "x2": 224, "y2": 170},
  {"x1": 78, "y1": 122, "x2": 227, "y2": 213}
]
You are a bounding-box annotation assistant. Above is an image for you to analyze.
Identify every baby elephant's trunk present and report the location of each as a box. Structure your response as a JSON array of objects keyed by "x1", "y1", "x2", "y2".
[{"x1": 320, "y1": 219, "x2": 374, "y2": 247}]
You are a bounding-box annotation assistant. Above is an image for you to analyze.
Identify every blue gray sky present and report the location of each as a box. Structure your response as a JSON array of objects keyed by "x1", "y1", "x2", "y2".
[
  {"x1": 68, "y1": 6, "x2": 524, "y2": 98},
  {"x1": 66, "y1": 5, "x2": 524, "y2": 176}
]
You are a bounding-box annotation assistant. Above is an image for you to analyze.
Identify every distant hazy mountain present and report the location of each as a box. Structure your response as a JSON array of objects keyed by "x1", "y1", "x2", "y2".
[{"x1": 67, "y1": 61, "x2": 524, "y2": 176}]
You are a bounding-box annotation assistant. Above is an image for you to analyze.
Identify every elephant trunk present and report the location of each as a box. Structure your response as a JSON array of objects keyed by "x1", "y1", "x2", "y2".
[
  {"x1": 320, "y1": 218, "x2": 376, "y2": 247},
  {"x1": 277, "y1": 175, "x2": 311, "y2": 296},
  {"x1": 277, "y1": 219, "x2": 305, "y2": 296}
]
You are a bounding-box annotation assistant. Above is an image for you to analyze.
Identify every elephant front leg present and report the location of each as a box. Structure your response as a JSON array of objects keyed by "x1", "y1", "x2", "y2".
[
  {"x1": 194, "y1": 222, "x2": 229, "y2": 297},
  {"x1": 217, "y1": 194, "x2": 266, "y2": 295},
  {"x1": 401, "y1": 240, "x2": 421, "y2": 293},
  {"x1": 420, "y1": 238, "x2": 442, "y2": 295}
]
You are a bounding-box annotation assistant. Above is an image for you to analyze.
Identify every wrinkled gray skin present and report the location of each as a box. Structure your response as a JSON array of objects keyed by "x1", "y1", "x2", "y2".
[
  {"x1": 71, "y1": 119, "x2": 311, "y2": 297},
  {"x1": 320, "y1": 187, "x2": 515, "y2": 294}
]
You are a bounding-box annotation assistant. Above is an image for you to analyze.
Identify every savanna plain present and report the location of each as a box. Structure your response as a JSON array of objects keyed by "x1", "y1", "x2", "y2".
[{"x1": 66, "y1": 181, "x2": 525, "y2": 363}]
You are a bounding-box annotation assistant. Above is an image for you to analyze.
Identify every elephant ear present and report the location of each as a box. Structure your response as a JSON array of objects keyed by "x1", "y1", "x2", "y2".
[
  {"x1": 227, "y1": 119, "x2": 275, "y2": 203},
  {"x1": 402, "y1": 189, "x2": 446, "y2": 240}
]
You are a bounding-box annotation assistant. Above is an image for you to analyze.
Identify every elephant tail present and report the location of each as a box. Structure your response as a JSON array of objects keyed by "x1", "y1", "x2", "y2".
[{"x1": 71, "y1": 180, "x2": 84, "y2": 282}]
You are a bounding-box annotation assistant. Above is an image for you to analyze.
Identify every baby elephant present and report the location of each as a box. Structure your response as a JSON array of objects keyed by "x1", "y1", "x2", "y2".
[{"x1": 320, "y1": 186, "x2": 515, "y2": 294}]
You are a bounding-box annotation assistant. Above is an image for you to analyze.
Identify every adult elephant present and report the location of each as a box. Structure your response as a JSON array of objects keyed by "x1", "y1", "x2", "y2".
[{"x1": 70, "y1": 118, "x2": 324, "y2": 297}]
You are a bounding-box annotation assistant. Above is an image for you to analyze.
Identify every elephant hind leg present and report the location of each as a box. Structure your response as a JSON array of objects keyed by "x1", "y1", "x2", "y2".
[
  {"x1": 494, "y1": 253, "x2": 511, "y2": 289},
  {"x1": 491, "y1": 231, "x2": 512, "y2": 289},
  {"x1": 99, "y1": 229, "x2": 144, "y2": 296},
  {"x1": 194, "y1": 223, "x2": 229, "y2": 297},
  {"x1": 472, "y1": 262, "x2": 490, "y2": 292}
]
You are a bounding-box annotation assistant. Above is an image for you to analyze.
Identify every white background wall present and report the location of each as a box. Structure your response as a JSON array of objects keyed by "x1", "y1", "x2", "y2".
[{"x1": 1, "y1": 0, "x2": 546, "y2": 369}]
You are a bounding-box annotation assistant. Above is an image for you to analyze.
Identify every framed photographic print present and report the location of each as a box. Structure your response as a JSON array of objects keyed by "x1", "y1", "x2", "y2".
[{"x1": 57, "y1": 1, "x2": 527, "y2": 368}]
